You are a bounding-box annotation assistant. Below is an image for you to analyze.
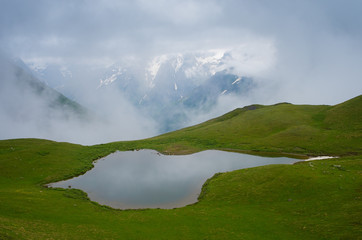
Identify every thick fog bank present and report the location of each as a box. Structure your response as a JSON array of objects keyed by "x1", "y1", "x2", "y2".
[{"x1": 0, "y1": 54, "x2": 156, "y2": 145}]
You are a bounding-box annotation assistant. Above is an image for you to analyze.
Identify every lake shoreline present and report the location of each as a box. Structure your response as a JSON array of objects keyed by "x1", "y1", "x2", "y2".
[{"x1": 47, "y1": 149, "x2": 299, "y2": 210}]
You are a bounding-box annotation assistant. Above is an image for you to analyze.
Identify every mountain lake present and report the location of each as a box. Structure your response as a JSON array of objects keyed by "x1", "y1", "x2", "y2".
[{"x1": 48, "y1": 150, "x2": 299, "y2": 209}]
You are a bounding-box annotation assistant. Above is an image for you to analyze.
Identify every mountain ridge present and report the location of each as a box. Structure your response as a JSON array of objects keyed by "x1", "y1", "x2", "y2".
[{"x1": 1, "y1": 55, "x2": 90, "y2": 120}]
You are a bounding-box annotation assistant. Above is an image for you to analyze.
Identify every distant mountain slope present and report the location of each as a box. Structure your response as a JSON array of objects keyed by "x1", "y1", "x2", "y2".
[
  {"x1": 0, "y1": 54, "x2": 92, "y2": 141},
  {"x1": 22, "y1": 70, "x2": 90, "y2": 120},
  {"x1": 1, "y1": 55, "x2": 89, "y2": 119},
  {"x1": 152, "y1": 95, "x2": 362, "y2": 156}
]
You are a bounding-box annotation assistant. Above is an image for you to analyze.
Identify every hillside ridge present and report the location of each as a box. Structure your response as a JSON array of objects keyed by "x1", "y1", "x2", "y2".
[{"x1": 151, "y1": 94, "x2": 362, "y2": 156}]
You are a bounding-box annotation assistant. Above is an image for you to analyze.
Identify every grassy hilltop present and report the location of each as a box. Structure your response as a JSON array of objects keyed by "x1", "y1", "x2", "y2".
[
  {"x1": 147, "y1": 94, "x2": 362, "y2": 156},
  {"x1": 0, "y1": 95, "x2": 361, "y2": 239}
]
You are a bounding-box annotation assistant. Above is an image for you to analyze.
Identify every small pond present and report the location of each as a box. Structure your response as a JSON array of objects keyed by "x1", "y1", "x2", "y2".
[{"x1": 49, "y1": 150, "x2": 298, "y2": 209}]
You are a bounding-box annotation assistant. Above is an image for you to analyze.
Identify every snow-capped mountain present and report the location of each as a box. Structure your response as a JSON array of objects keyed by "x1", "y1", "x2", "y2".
[
  {"x1": 99, "y1": 50, "x2": 254, "y2": 132},
  {"x1": 25, "y1": 49, "x2": 255, "y2": 133}
]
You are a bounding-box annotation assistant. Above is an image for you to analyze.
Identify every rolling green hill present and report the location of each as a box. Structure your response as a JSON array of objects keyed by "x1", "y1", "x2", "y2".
[
  {"x1": 0, "y1": 95, "x2": 361, "y2": 239},
  {"x1": 147, "y1": 94, "x2": 362, "y2": 156}
]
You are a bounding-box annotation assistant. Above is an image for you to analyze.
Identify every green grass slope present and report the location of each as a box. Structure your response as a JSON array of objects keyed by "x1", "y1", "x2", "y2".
[
  {"x1": 0, "y1": 95, "x2": 361, "y2": 239},
  {"x1": 150, "y1": 95, "x2": 362, "y2": 156}
]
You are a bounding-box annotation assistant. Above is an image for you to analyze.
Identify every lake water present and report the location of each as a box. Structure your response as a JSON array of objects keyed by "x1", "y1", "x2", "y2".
[{"x1": 49, "y1": 150, "x2": 298, "y2": 209}]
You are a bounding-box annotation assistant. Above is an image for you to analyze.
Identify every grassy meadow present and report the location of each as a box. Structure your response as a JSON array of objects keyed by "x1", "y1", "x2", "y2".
[{"x1": 0, "y1": 95, "x2": 361, "y2": 239}]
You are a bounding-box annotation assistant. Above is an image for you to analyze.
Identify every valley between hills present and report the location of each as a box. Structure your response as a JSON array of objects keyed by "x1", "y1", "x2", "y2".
[{"x1": 0, "y1": 95, "x2": 361, "y2": 239}]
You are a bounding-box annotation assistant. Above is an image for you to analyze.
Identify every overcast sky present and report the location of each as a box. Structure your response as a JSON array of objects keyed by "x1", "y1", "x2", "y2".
[{"x1": 1, "y1": 0, "x2": 362, "y2": 105}]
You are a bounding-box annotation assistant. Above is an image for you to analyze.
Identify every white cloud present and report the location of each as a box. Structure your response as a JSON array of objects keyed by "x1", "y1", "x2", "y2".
[
  {"x1": 1, "y1": 0, "x2": 362, "y2": 143},
  {"x1": 136, "y1": 0, "x2": 221, "y2": 25}
]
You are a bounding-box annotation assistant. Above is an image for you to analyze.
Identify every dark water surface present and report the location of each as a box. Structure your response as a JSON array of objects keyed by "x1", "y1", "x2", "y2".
[{"x1": 49, "y1": 150, "x2": 298, "y2": 209}]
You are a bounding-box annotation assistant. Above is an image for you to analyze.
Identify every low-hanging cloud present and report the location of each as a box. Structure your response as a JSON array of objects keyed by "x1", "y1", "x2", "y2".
[
  {"x1": 0, "y1": 53, "x2": 157, "y2": 145},
  {"x1": 1, "y1": 0, "x2": 362, "y2": 143}
]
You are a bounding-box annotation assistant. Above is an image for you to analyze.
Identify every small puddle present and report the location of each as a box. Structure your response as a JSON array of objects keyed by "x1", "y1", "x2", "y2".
[{"x1": 48, "y1": 150, "x2": 298, "y2": 209}]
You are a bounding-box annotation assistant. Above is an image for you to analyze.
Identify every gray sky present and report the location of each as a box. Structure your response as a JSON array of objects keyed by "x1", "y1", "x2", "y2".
[{"x1": 1, "y1": 0, "x2": 362, "y2": 103}]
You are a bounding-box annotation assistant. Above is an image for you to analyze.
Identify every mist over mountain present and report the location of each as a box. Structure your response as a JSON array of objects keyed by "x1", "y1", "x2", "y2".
[
  {"x1": 1, "y1": 0, "x2": 361, "y2": 144},
  {"x1": 0, "y1": 53, "x2": 157, "y2": 144},
  {"x1": 26, "y1": 49, "x2": 256, "y2": 133}
]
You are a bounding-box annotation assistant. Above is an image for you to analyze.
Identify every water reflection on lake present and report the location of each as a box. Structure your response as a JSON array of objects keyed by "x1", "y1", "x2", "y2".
[{"x1": 49, "y1": 150, "x2": 298, "y2": 209}]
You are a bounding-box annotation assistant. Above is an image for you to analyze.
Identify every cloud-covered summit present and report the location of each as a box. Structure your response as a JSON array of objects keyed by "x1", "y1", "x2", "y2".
[
  {"x1": 1, "y1": 0, "x2": 361, "y2": 104},
  {"x1": 0, "y1": 0, "x2": 362, "y2": 143}
]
